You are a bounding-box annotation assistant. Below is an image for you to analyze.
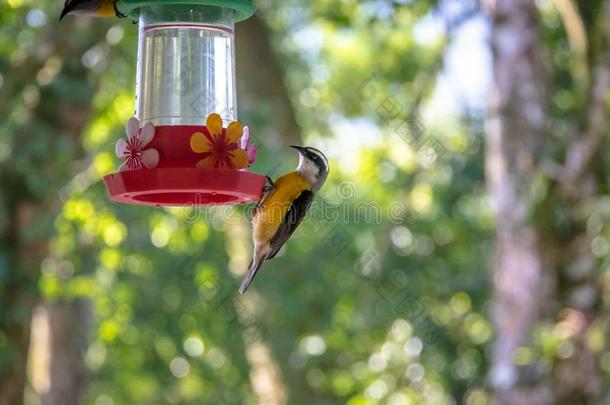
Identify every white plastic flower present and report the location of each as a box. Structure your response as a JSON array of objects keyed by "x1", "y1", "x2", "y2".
[{"x1": 115, "y1": 117, "x2": 159, "y2": 171}]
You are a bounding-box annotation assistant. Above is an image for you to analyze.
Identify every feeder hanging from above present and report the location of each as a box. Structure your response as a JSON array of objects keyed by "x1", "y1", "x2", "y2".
[{"x1": 103, "y1": 0, "x2": 266, "y2": 207}]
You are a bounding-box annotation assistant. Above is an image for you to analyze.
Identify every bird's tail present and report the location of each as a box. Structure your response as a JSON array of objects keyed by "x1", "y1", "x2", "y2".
[{"x1": 239, "y1": 256, "x2": 265, "y2": 294}]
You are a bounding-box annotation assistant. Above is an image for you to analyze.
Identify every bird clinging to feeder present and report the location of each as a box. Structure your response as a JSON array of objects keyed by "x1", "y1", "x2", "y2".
[{"x1": 240, "y1": 146, "x2": 329, "y2": 294}]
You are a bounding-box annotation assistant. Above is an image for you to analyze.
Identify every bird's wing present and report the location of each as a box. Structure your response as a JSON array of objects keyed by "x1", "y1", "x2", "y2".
[{"x1": 266, "y1": 190, "x2": 314, "y2": 260}]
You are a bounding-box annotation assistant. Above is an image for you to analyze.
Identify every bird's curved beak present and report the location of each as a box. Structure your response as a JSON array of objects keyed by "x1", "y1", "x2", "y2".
[
  {"x1": 59, "y1": 4, "x2": 74, "y2": 20},
  {"x1": 290, "y1": 145, "x2": 306, "y2": 154}
]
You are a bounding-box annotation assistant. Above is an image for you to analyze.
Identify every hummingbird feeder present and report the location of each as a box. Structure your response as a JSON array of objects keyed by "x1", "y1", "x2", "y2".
[{"x1": 103, "y1": 0, "x2": 265, "y2": 206}]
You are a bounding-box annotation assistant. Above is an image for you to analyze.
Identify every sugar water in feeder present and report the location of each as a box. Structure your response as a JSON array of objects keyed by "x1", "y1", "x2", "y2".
[
  {"x1": 137, "y1": 5, "x2": 237, "y2": 124},
  {"x1": 103, "y1": 0, "x2": 265, "y2": 207}
]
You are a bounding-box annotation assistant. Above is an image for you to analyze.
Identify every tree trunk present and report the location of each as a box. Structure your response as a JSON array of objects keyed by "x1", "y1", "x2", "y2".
[
  {"x1": 485, "y1": 0, "x2": 551, "y2": 403},
  {"x1": 486, "y1": 0, "x2": 610, "y2": 403},
  {"x1": 236, "y1": 14, "x2": 301, "y2": 147},
  {"x1": 0, "y1": 200, "x2": 49, "y2": 405},
  {"x1": 40, "y1": 300, "x2": 91, "y2": 405},
  {"x1": 224, "y1": 220, "x2": 288, "y2": 405},
  {"x1": 230, "y1": 17, "x2": 300, "y2": 400}
]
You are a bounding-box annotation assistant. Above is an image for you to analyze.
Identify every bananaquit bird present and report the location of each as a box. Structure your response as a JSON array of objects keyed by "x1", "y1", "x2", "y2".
[
  {"x1": 239, "y1": 146, "x2": 329, "y2": 294},
  {"x1": 60, "y1": 0, "x2": 125, "y2": 20}
]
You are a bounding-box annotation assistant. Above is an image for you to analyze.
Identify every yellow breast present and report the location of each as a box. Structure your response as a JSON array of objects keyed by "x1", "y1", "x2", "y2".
[{"x1": 253, "y1": 172, "x2": 311, "y2": 243}]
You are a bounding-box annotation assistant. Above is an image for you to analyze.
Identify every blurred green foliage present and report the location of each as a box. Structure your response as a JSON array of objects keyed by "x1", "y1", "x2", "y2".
[{"x1": 0, "y1": 0, "x2": 502, "y2": 404}]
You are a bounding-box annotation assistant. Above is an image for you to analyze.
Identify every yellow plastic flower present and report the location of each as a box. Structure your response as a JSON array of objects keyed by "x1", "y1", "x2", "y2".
[{"x1": 190, "y1": 113, "x2": 249, "y2": 169}]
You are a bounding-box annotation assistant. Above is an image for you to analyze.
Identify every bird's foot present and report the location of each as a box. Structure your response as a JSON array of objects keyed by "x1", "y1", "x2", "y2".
[
  {"x1": 265, "y1": 175, "x2": 274, "y2": 185},
  {"x1": 264, "y1": 175, "x2": 275, "y2": 192},
  {"x1": 114, "y1": 2, "x2": 127, "y2": 18}
]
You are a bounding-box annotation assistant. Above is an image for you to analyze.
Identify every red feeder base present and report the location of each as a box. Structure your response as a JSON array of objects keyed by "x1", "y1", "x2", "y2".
[{"x1": 103, "y1": 168, "x2": 265, "y2": 207}]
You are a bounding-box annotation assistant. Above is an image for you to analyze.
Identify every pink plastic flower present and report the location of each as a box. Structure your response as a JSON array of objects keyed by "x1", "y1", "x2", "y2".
[
  {"x1": 240, "y1": 126, "x2": 257, "y2": 165},
  {"x1": 115, "y1": 117, "x2": 159, "y2": 171}
]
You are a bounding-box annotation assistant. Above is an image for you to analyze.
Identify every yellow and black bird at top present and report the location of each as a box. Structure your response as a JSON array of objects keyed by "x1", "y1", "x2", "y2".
[
  {"x1": 60, "y1": 0, "x2": 125, "y2": 20},
  {"x1": 240, "y1": 145, "x2": 329, "y2": 294}
]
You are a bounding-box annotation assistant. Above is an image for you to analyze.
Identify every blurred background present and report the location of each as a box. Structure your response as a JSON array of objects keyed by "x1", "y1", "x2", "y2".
[{"x1": 2, "y1": 0, "x2": 610, "y2": 404}]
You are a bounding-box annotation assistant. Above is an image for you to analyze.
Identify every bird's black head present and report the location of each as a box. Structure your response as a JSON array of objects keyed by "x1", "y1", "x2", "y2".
[{"x1": 291, "y1": 145, "x2": 329, "y2": 191}]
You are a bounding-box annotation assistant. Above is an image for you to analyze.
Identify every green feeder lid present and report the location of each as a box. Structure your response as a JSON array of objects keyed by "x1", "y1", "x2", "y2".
[{"x1": 117, "y1": 0, "x2": 255, "y2": 22}]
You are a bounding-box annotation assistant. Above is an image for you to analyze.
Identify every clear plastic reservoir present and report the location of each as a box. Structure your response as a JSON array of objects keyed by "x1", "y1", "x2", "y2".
[{"x1": 135, "y1": 5, "x2": 236, "y2": 125}]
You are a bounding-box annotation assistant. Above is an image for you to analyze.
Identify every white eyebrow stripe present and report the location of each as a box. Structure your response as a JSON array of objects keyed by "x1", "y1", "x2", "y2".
[{"x1": 306, "y1": 147, "x2": 328, "y2": 168}]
